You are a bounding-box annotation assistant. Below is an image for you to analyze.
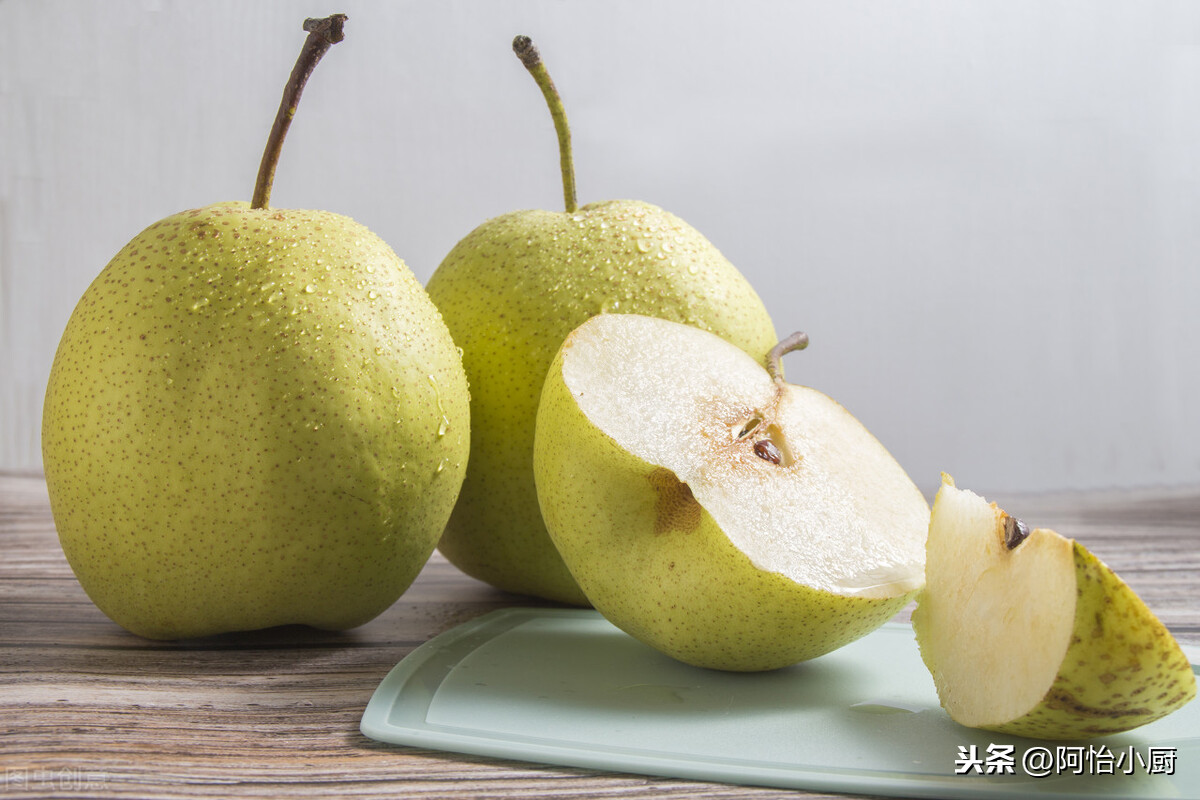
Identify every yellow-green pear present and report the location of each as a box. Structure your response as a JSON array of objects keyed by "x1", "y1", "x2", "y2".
[
  {"x1": 532, "y1": 314, "x2": 929, "y2": 671},
  {"x1": 41, "y1": 16, "x2": 469, "y2": 640},
  {"x1": 912, "y1": 474, "x2": 1196, "y2": 739},
  {"x1": 426, "y1": 37, "x2": 776, "y2": 605}
]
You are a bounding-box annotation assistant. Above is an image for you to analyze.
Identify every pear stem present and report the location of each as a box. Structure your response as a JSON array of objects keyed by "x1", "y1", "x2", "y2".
[
  {"x1": 513, "y1": 35, "x2": 578, "y2": 214},
  {"x1": 766, "y1": 332, "x2": 809, "y2": 384},
  {"x1": 251, "y1": 14, "x2": 348, "y2": 210}
]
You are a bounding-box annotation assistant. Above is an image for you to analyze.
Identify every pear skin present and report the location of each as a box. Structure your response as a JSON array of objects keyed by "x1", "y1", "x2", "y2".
[
  {"x1": 987, "y1": 542, "x2": 1195, "y2": 739},
  {"x1": 43, "y1": 207, "x2": 469, "y2": 639},
  {"x1": 428, "y1": 201, "x2": 776, "y2": 605}
]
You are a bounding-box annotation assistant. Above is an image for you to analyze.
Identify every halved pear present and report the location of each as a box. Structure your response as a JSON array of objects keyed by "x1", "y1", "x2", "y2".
[
  {"x1": 912, "y1": 474, "x2": 1196, "y2": 739},
  {"x1": 532, "y1": 314, "x2": 930, "y2": 671}
]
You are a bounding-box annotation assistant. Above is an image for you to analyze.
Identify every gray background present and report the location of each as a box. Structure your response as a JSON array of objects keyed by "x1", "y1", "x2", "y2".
[{"x1": 3, "y1": 1, "x2": 1198, "y2": 495}]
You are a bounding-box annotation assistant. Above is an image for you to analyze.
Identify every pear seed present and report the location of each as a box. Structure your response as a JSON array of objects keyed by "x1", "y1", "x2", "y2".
[
  {"x1": 753, "y1": 439, "x2": 782, "y2": 464},
  {"x1": 1003, "y1": 514, "x2": 1031, "y2": 550}
]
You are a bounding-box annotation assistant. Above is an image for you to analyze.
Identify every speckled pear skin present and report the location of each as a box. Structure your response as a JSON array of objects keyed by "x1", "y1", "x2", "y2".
[
  {"x1": 426, "y1": 199, "x2": 777, "y2": 605},
  {"x1": 42, "y1": 201, "x2": 470, "y2": 640},
  {"x1": 984, "y1": 542, "x2": 1196, "y2": 739},
  {"x1": 533, "y1": 342, "x2": 915, "y2": 672}
]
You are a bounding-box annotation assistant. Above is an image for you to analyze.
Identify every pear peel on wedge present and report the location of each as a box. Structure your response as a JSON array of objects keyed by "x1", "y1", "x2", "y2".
[
  {"x1": 533, "y1": 314, "x2": 929, "y2": 671},
  {"x1": 913, "y1": 474, "x2": 1196, "y2": 740}
]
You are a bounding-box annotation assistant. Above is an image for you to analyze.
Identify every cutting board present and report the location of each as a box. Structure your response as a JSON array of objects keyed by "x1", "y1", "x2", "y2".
[{"x1": 361, "y1": 608, "x2": 1200, "y2": 798}]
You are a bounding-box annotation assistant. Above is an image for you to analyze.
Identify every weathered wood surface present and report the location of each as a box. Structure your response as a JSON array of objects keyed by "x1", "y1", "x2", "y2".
[{"x1": 2, "y1": 471, "x2": 1197, "y2": 799}]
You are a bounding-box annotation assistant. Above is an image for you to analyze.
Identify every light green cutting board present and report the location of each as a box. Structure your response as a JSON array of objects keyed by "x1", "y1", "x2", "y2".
[{"x1": 361, "y1": 608, "x2": 1200, "y2": 798}]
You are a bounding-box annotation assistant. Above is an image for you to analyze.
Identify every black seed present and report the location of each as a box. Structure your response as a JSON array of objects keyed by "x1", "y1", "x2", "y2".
[{"x1": 1004, "y1": 514, "x2": 1031, "y2": 550}]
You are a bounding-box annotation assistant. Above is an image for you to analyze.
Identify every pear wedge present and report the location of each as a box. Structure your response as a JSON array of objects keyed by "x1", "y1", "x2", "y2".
[
  {"x1": 533, "y1": 314, "x2": 929, "y2": 671},
  {"x1": 912, "y1": 474, "x2": 1196, "y2": 739}
]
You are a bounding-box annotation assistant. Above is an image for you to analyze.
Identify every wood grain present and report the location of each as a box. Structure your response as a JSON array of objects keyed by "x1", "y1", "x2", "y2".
[{"x1": 2, "y1": 471, "x2": 1197, "y2": 799}]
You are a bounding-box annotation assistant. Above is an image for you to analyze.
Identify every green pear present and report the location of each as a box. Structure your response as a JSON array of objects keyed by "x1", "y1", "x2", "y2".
[
  {"x1": 532, "y1": 314, "x2": 929, "y2": 671},
  {"x1": 41, "y1": 16, "x2": 469, "y2": 640},
  {"x1": 426, "y1": 36, "x2": 777, "y2": 605},
  {"x1": 912, "y1": 475, "x2": 1196, "y2": 739}
]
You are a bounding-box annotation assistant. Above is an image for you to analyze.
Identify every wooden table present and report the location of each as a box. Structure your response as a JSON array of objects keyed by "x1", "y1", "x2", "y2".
[{"x1": 3, "y1": 470, "x2": 1197, "y2": 799}]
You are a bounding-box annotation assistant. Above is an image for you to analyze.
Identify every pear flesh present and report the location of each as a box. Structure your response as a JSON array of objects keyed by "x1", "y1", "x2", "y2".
[
  {"x1": 427, "y1": 200, "x2": 777, "y2": 605},
  {"x1": 42, "y1": 202, "x2": 470, "y2": 640},
  {"x1": 533, "y1": 314, "x2": 928, "y2": 671},
  {"x1": 912, "y1": 475, "x2": 1196, "y2": 739}
]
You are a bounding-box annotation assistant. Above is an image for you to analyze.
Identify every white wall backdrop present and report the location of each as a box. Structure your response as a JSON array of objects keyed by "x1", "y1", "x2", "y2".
[{"x1": 3, "y1": 0, "x2": 1198, "y2": 494}]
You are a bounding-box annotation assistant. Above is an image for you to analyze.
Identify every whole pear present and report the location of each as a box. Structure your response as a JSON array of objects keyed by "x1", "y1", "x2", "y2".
[
  {"x1": 41, "y1": 16, "x2": 469, "y2": 640},
  {"x1": 533, "y1": 315, "x2": 929, "y2": 670},
  {"x1": 426, "y1": 37, "x2": 776, "y2": 604}
]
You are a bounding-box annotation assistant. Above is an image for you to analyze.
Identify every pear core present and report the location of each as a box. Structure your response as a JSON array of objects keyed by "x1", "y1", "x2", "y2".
[{"x1": 558, "y1": 314, "x2": 926, "y2": 598}]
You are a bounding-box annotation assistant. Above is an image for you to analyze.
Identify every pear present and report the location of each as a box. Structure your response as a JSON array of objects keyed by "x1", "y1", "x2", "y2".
[
  {"x1": 912, "y1": 475, "x2": 1196, "y2": 739},
  {"x1": 426, "y1": 36, "x2": 776, "y2": 605},
  {"x1": 532, "y1": 314, "x2": 928, "y2": 671},
  {"x1": 41, "y1": 16, "x2": 469, "y2": 640}
]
